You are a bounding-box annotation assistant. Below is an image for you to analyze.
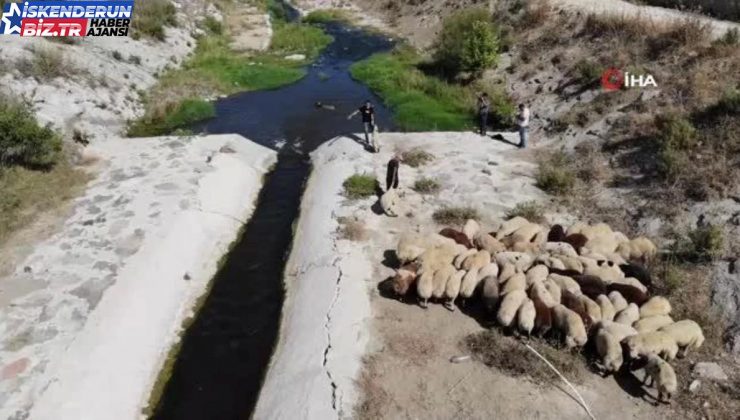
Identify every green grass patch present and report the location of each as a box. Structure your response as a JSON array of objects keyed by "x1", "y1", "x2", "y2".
[
  {"x1": 343, "y1": 174, "x2": 377, "y2": 199},
  {"x1": 413, "y1": 177, "x2": 441, "y2": 194},
  {"x1": 401, "y1": 148, "x2": 434, "y2": 167},
  {"x1": 432, "y1": 206, "x2": 479, "y2": 226},
  {"x1": 271, "y1": 21, "x2": 333, "y2": 60},
  {"x1": 131, "y1": 0, "x2": 177, "y2": 41},
  {"x1": 127, "y1": 98, "x2": 215, "y2": 137},
  {"x1": 303, "y1": 9, "x2": 352, "y2": 25},
  {"x1": 351, "y1": 47, "x2": 513, "y2": 131}
]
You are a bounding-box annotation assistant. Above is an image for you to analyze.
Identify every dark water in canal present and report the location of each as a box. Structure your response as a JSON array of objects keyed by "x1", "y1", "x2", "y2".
[{"x1": 150, "y1": 8, "x2": 395, "y2": 420}]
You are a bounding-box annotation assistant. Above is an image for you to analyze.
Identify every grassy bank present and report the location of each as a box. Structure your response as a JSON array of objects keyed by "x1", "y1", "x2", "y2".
[
  {"x1": 128, "y1": 4, "x2": 332, "y2": 137},
  {"x1": 351, "y1": 47, "x2": 514, "y2": 132}
]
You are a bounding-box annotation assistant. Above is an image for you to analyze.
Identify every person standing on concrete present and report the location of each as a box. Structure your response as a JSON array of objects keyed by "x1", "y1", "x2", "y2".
[
  {"x1": 347, "y1": 100, "x2": 376, "y2": 147},
  {"x1": 386, "y1": 154, "x2": 402, "y2": 191},
  {"x1": 477, "y1": 93, "x2": 490, "y2": 136},
  {"x1": 517, "y1": 103, "x2": 530, "y2": 148}
]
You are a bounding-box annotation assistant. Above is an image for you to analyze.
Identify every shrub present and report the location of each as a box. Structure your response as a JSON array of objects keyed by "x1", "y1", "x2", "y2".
[
  {"x1": 402, "y1": 149, "x2": 434, "y2": 167},
  {"x1": 131, "y1": 0, "x2": 177, "y2": 41},
  {"x1": 127, "y1": 98, "x2": 215, "y2": 137},
  {"x1": 506, "y1": 201, "x2": 545, "y2": 223},
  {"x1": 129, "y1": 55, "x2": 142, "y2": 65},
  {"x1": 0, "y1": 94, "x2": 62, "y2": 168},
  {"x1": 434, "y1": 9, "x2": 500, "y2": 75},
  {"x1": 270, "y1": 22, "x2": 333, "y2": 59},
  {"x1": 342, "y1": 174, "x2": 376, "y2": 199},
  {"x1": 202, "y1": 16, "x2": 223, "y2": 35},
  {"x1": 574, "y1": 59, "x2": 601, "y2": 87},
  {"x1": 716, "y1": 28, "x2": 739, "y2": 46},
  {"x1": 19, "y1": 47, "x2": 74, "y2": 81},
  {"x1": 432, "y1": 206, "x2": 479, "y2": 226},
  {"x1": 303, "y1": 9, "x2": 351, "y2": 24},
  {"x1": 337, "y1": 217, "x2": 367, "y2": 241},
  {"x1": 536, "y1": 151, "x2": 576, "y2": 195},
  {"x1": 670, "y1": 225, "x2": 724, "y2": 262},
  {"x1": 654, "y1": 114, "x2": 696, "y2": 179},
  {"x1": 112, "y1": 50, "x2": 123, "y2": 61},
  {"x1": 413, "y1": 177, "x2": 440, "y2": 194}
]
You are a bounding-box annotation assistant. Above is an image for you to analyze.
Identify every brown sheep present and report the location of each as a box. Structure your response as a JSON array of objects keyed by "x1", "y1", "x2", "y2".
[
  {"x1": 572, "y1": 274, "x2": 608, "y2": 299},
  {"x1": 439, "y1": 228, "x2": 474, "y2": 249},
  {"x1": 607, "y1": 283, "x2": 649, "y2": 305},
  {"x1": 564, "y1": 233, "x2": 589, "y2": 254},
  {"x1": 562, "y1": 290, "x2": 594, "y2": 333},
  {"x1": 391, "y1": 262, "x2": 420, "y2": 297}
]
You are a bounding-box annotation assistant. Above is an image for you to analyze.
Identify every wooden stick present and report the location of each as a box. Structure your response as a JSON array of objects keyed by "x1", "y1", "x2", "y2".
[{"x1": 524, "y1": 343, "x2": 597, "y2": 420}]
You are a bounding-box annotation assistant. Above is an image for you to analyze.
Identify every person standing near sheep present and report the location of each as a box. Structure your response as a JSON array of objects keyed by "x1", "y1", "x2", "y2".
[
  {"x1": 347, "y1": 100, "x2": 376, "y2": 149},
  {"x1": 517, "y1": 103, "x2": 530, "y2": 148},
  {"x1": 477, "y1": 92, "x2": 490, "y2": 136}
]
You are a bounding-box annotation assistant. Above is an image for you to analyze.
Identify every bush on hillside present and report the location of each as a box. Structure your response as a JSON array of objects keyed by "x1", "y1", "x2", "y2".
[
  {"x1": 432, "y1": 206, "x2": 479, "y2": 226},
  {"x1": 536, "y1": 151, "x2": 576, "y2": 195},
  {"x1": 131, "y1": 0, "x2": 177, "y2": 41},
  {"x1": 0, "y1": 94, "x2": 62, "y2": 169},
  {"x1": 434, "y1": 9, "x2": 500, "y2": 76}
]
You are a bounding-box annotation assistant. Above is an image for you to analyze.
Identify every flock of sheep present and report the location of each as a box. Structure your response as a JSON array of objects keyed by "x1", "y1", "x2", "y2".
[{"x1": 390, "y1": 216, "x2": 705, "y2": 402}]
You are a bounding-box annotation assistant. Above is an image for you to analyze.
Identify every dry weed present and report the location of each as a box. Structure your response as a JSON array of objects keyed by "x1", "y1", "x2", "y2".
[{"x1": 337, "y1": 217, "x2": 368, "y2": 241}]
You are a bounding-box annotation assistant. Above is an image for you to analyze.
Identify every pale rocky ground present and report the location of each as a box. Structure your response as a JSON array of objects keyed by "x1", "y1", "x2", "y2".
[
  {"x1": 260, "y1": 132, "x2": 674, "y2": 419},
  {"x1": 0, "y1": 1, "x2": 277, "y2": 418}
]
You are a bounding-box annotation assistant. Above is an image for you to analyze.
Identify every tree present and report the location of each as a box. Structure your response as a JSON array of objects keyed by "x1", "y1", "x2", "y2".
[{"x1": 434, "y1": 9, "x2": 500, "y2": 77}]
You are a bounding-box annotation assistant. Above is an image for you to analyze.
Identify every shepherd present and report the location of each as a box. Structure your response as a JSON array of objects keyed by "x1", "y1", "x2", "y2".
[{"x1": 347, "y1": 99, "x2": 377, "y2": 150}]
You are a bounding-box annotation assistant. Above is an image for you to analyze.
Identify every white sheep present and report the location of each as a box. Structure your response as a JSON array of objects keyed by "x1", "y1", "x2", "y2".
[
  {"x1": 634, "y1": 315, "x2": 675, "y2": 334},
  {"x1": 453, "y1": 248, "x2": 477, "y2": 269},
  {"x1": 416, "y1": 269, "x2": 435, "y2": 308},
  {"x1": 459, "y1": 267, "x2": 482, "y2": 299},
  {"x1": 517, "y1": 298, "x2": 536, "y2": 336},
  {"x1": 497, "y1": 289, "x2": 527, "y2": 328},
  {"x1": 547, "y1": 273, "x2": 581, "y2": 295},
  {"x1": 596, "y1": 320, "x2": 638, "y2": 342},
  {"x1": 462, "y1": 250, "x2": 491, "y2": 272},
  {"x1": 525, "y1": 264, "x2": 549, "y2": 287},
  {"x1": 658, "y1": 320, "x2": 705, "y2": 356},
  {"x1": 419, "y1": 243, "x2": 460, "y2": 273},
  {"x1": 544, "y1": 278, "x2": 562, "y2": 305},
  {"x1": 557, "y1": 256, "x2": 584, "y2": 273},
  {"x1": 444, "y1": 270, "x2": 465, "y2": 302},
  {"x1": 595, "y1": 329, "x2": 623, "y2": 373},
  {"x1": 498, "y1": 262, "x2": 517, "y2": 283},
  {"x1": 608, "y1": 291, "x2": 629, "y2": 313},
  {"x1": 579, "y1": 294, "x2": 602, "y2": 323},
  {"x1": 474, "y1": 233, "x2": 506, "y2": 254},
  {"x1": 543, "y1": 242, "x2": 579, "y2": 258},
  {"x1": 596, "y1": 295, "x2": 616, "y2": 322},
  {"x1": 477, "y1": 262, "x2": 499, "y2": 282},
  {"x1": 537, "y1": 255, "x2": 567, "y2": 271},
  {"x1": 380, "y1": 189, "x2": 400, "y2": 217},
  {"x1": 463, "y1": 219, "x2": 481, "y2": 241},
  {"x1": 501, "y1": 272, "x2": 527, "y2": 295},
  {"x1": 481, "y1": 275, "x2": 500, "y2": 313},
  {"x1": 584, "y1": 263, "x2": 624, "y2": 284},
  {"x1": 495, "y1": 251, "x2": 533, "y2": 271},
  {"x1": 640, "y1": 296, "x2": 672, "y2": 318},
  {"x1": 552, "y1": 304, "x2": 588, "y2": 348},
  {"x1": 529, "y1": 280, "x2": 558, "y2": 308},
  {"x1": 611, "y1": 276, "x2": 647, "y2": 293},
  {"x1": 584, "y1": 235, "x2": 620, "y2": 256},
  {"x1": 397, "y1": 232, "x2": 426, "y2": 263},
  {"x1": 432, "y1": 265, "x2": 456, "y2": 299},
  {"x1": 614, "y1": 303, "x2": 640, "y2": 325},
  {"x1": 508, "y1": 223, "x2": 542, "y2": 244},
  {"x1": 644, "y1": 354, "x2": 678, "y2": 403},
  {"x1": 624, "y1": 331, "x2": 679, "y2": 361},
  {"x1": 616, "y1": 237, "x2": 657, "y2": 262},
  {"x1": 495, "y1": 216, "x2": 530, "y2": 239}
]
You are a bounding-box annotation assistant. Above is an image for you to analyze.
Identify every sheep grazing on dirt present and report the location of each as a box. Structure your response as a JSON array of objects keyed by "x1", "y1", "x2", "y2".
[
  {"x1": 624, "y1": 331, "x2": 679, "y2": 361},
  {"x1": 548, "y1": 273, "x2": 581, "y2": 295},
  {"x1": 608, "y1": 291, "x2": 629, "y2": 313},
  {"x1": 495, "y1": 216, "x2": 530, "y2": 239},
  {"x1": 495, "y1": 252, "x2": 533, "y2": 271},
  {"x1": 614, "y1": 303, "x2": 640, "y2": 326},
  {"x1": 616, "y1": 237, "x2": 657, "y2": 263},
  {"x1": 572, "y1": 275, "x2": 607, "y2": 299},
  {"x1": 439, "y1": 228, "x2": 474, "y2": 249},
  {"x1": 444, "y1": 270, "x2": 466, "y2": 307},
  {"x1": 634, "y1": 315, "x2": 675, "y2": 334},
  {"x1": 547, "y1": 224, "x2": 566, "y2": 242},
  {"x1": 392, "y1": 262, "x2": 420, "y2": 297},
  {"x1": 501, "y1": 272, "x2": 527, "y2": 295},
  {"x1": 418, "y1": 243, "x2": 460, "y2": 274},
  {"x1": 640, "y1": 296, "x2": 672, "y2": 318},
  {"x1": 474, "y1": 233, "x2": 506, "y2": 254},
  {"x1": 482, "y1": 275, "x2": 500, "y2": 313},
  {"x1": 380, "y1": 189, "x2": 399, "y2": 217},
  {"x1": 597, "y1": 320, "x2": 638, "y2": 342},
  {"x1": 526, "y1": 264, "x2": 549, "y2": 287},
  {"x1": 644, "y1": 354, "x2": 677, "y2": 403},
  {"x1": 552, "y1": 304, "x2": 588, "y2": 349},
  {"x1": 584, "y1": 262, "x2": 624, "y2": 284},
  {"x1": 544, "y1": 278, "x2": 562, "y2": 305},
  {"x1": 607, "y1": 283, "x2": 649, "y2": 305},
  {"x1": 477, "y1": 263, "x2": 499, "y2": 282},
  {"x1": 531, "y1": 295, "x2": 553, "y2": 336},
  {"x1": 416, "y1": 269, "x2": 435, "y2": 308},
  {"x1": 595, "y1": 329, "x2": 623, "y2": 373},
  {"x1": 507, "y1": 223, "x2": 543, "y2": 244},
  {"x1": 462, "y1": 250, "x2": 491, "y2": 272},
  {"x1": 564, "y1": 233, "x2": 589, "y2": 254},
  {"x1": 453, "y1": 249, "x2": 477, "y2": 269},
  {"x1": 584, "y1": 235, "x2": 621, "y2": 256},
  {"x1": 658, "y1": 320, "x2": 705, "y2": 357},
  {"x1": 460, "y1": 267, "x2": 482, "y2": 300},
  {"x1": 596, "y1": 295, "x2": 616, "y2": 322},
  {"x1": 517, "y1": 298, "x2": 536, "y2": 336},
  {"x1": 432, "y1": 265, "x2": 456, "y2": 299},
  {"x1": 579, "y1": 294, "x2": 602, "y2": 323},
  {"x1": 463, "y1": 219, "x2": 481, "y2": 241},
  {"x1": 530, "y1": 280, "x2": 558, "y2": 308},
  {"x1": 620, "y1": 262, "x2": 652, "y2": 287},
  {"x1": 561, "y1": 290, "x2": 594, "y2": 333},
  {"x1": 611, "y1": 277, "x2": 648, "y2": 293},
  {"x1": 397, "y1": 233, "x2": 427, "y2": 264},
  {"x1": 497, "y1": 289, "x2": 527, "y2": 328}
]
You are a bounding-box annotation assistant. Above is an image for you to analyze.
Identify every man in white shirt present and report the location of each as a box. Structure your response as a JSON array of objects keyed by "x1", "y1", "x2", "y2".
[{"x1": 517, "y1": 103, "x2": 530, "y2": 149}]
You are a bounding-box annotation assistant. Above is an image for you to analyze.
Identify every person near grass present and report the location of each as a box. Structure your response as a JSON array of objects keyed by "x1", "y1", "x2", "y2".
[
  {"x1": 386, "y1": 154, "x2": 402, "y2": 191},
  {"x1": 347, "y1": 100, "x2": 376, "y2": 146},
  {"x1": 477, "y1": 92, "x2": 490, "y2": 136},
  {"x1": 517, "y1": 103, "x2": 530, "y2": 148}
]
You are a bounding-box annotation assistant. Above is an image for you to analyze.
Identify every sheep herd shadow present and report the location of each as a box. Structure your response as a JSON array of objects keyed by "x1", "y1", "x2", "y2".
[{"x1": 376, "y1": 248, "x2": 666, "y2": 407}]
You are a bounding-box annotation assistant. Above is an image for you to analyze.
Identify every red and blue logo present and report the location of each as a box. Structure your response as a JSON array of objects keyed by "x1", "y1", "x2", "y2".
[{"x1": 1, "y1": 1, "x2": 134, "y2": 37}]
